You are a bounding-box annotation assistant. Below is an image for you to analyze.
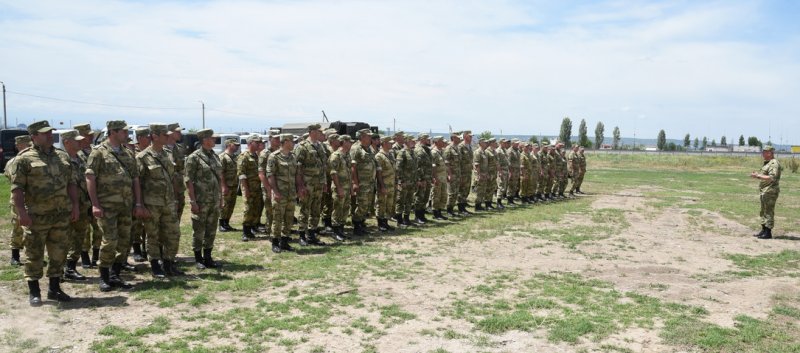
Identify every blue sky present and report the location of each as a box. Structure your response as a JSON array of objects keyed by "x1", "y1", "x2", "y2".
[{"x1": 1, "y1": 0, "x2": 798, "y2": 144}]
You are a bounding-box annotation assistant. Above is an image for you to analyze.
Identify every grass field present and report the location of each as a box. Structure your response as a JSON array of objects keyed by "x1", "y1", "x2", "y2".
[{"x1": 0, "y1": 153, "x2": 799, "y2": 353}]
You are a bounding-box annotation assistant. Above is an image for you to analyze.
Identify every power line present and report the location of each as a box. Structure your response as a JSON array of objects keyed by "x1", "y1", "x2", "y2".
[{"x1": 7, "y1": 90, "x2": 196, "y2": 110}]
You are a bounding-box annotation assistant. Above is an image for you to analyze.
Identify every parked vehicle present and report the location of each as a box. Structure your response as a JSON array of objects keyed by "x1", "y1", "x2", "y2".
[{"x1": 0, "y1": 129, "x2": 30, "y2": 172}]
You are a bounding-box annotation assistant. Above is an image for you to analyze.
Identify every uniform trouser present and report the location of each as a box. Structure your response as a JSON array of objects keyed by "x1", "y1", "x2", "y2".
[
  {"x1": 396, "y1": 183, "x2": 415, "y2": 215},
  {"x1": 82, "y1": 218, "x2": 102, "y2": 251},
  {"x1": 574, "y1": 171, "x2": 585, "y2": 190},
  {"x1": 550, "y1": 174, "x2": 560, "y2": 194},
  {"x1": 131, "y1": 219, "x2": 145, "y2": 246},
  {"x1": 322, "y1": 182, "x2": 333, "y2": 220},
  {"x1": 97, "y1": 206, "x2": 133, "y2": 267},
  {"x1": 377, "y1": 184, "x2": 397, "y2": 219},
  {"x1": 175, "y1": 190, "x2": 186, "y2": 223},
  {"x1": 431, "y1": 178, "x2": 447, "y2": 210},
  {"x1": 760, "y1": 192, "x2": 779, "y2": 229},
  {"x1": 540, "y1": 174, "x2": 553, "y2": 195},
  {"x1": 369, "y1": 188, "x2": 377, "y2": 217},
  {"x1": 242, "y1": 190, "x2": 264, "y2": 226},
  {"x1": 471, "y1": 174, "x2": 483, "y2": 204},
  {"x1": 508, "y1": 170, "x2": 520, "y2": 197},
  {"x1": 559, "y1": 172, "x2": 568, "y2": 194},
  {"x1": 353, "y1": 184, "x2": 374, "y2": 222},
  {"x1": 446, "y1": 173, "x2": 461, "y2": 209},
  {"x1": 496, "y1": 171, "x2": 509, "y2": 199},
  {"x1": 23, "y1": 212, "x2": 69, "y2": 281},
  {"x1": 192, "y1": 202, "x2": 219, "y2": 251},
  {"x1": 487, "y1": 171, "x2": 497, "y2": 199},
  {"x1": 529, "y1": 176, "x2": 539, "y2": 197},
  {"x1": 272, "y1": 197, "x2": 296, "y2": 237},
  {"x1": 520, "y1": 176, "x2": 530, "y2": 197},
  {"x1": 458, "y1": 167, "x2": 472, "y2": 204},
  {"x1": 220, "y1": 184, "x2": 238, "y2": 220},
  {"x1": 262, "y1": 188, "x2": 273, "y2": 232},
  {"x1": 143, "y1": 203, "x2": 179, "y2": 260},
  {"x1": 67, "y1": 212, "x2": 90, "y2": 262},
  {"x1": 9, "y1": 206, "x2": 24, "y2": 250},
  {"x1": 414, "y1": 181, "x2": 432, "y2": 211},
  {"x1": 299, "y1": 178, "x2": 323, "y2": 232},
  {"x1": 332, "y1": 187, "x2": 351, "y2": 227}
]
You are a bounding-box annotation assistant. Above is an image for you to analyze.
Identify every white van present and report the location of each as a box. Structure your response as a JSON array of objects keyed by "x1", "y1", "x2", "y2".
[{"x1": 213, "y1": 133, "x2": 239, "y2": 155}]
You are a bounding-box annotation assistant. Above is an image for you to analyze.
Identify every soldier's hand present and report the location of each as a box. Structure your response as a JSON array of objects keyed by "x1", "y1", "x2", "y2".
[
  {"x1": 92, "y1": 205, "x2": 105, "y2": 219},
  {"x1": 222, "y1": 185, "x2": 229, "y2": 196},
  {"x1": 70, "y1": 205, "x2": 80, "y2": 222},
  {"x1": 191, "y1": 203, "x2": 200, "y2": 214},
  {"x1": 243, "y1": 189, "x2": 250, "y2": 199},
  {"x1": 19, "y1": 210, "x2": 32, "y2": 227},
  {"x1": 379, "y1": 186, "x2": 386, "y2": 195},
  {"x1": 352, "y1": 183, "x2": 360, "y2": 193},
  {"x1": 136, "y1": 206, "x2": 151, "y2": 219},
  {"x1": 273, "y1": 191, "x2": 283, "y2": 201}
]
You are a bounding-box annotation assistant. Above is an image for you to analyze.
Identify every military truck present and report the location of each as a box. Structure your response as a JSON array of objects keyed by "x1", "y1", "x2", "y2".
[{"x1": 273, "y1": 121, "x2": 379, "y2": 139}]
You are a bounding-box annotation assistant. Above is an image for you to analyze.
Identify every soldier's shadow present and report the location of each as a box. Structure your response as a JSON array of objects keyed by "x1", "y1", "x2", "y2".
[
  {"x1": 775, "y1": 234, "x2": 800, "y2": 241},
  {"x1": 51, "y1": 295, "x2": 129, "y2": 310}
]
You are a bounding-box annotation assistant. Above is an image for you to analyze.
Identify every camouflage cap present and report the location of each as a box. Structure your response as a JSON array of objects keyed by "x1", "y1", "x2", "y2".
[
  {"x1": 106, "y1": 120, "x2": 129, "y2": 130},
  {"x1": 135, "y1": 127, "x2": 150, "y2": 137},
  {"x1": 149, "y1": 123, "x2": 171, "y2": 135},
  {"x1": 499, "y1": 138, "x2": 508, "y2": 143},
  {"x1": 307, "y1": 123, "x2": 322, "y2": 131},
  {"x1": 462, "y1": 130, "x2": 472, "y2": 135},
  {"x1": 511, "y1": 138, "x2": 520, "y2": 143},
  {"x1": 329, "y1": 133, "x2": 340, "y2": 140},
  {"x1": 371, "y1": 132, "x2": 380, "y2": 139},
  {"x1": 225, "y1": 138, "x2": 240, "y2": 146},
  {"x1": 357, "y1": 128, "x2": 372, "y2": 136},
  {"x1": 393, "y1": 130, "x2": 405, "y2": 137},
  {"x1": 167, "y1": 123, "x2": 183, "y2": 132},
  {"x1": 61, "y1": 130, "x2": 85, "y2": 142},
  {"x1": 302, "y1": 132, "x2": 309, "y2": 139},
  {"x1": 450, "y1": 132, "x2": 462, "y2": 139},
  {"x1": 380, "y1": 136, "x2": 393, "y2": 143},
  {"x1": 404, "y1": 133, "x2": 414, "y2": 140},
  {"x1": 432, "y1": 136, "x2": 444, "y2": 142},
  {"x1": 73, "y1": 123, "x2": 92, "y2": 135},
  {"x1": 323, "y1": 128, "x2": 337, "y2": 136},
  {"x1": 27, "y1": 120, "x2": 56, "y2": 134},
  {"x1": 763, "y1": 145, "x2": 775, "y2": 151},
  {"x1": 417, "y1": 133, "x2": 430, "y2": 140},
  {"x1": 487, "y1": 138, "x2": 496, "y2": 143},
  {"x1": 196, "y1": 128, "x2": 214, "y2": 139},
  {"x1": 14, "y1": 135, "x2": 31, "y2": 144},
  {"x1": 280, "y1": 133, "x2": 294, "y2": 142},
  {"x1": 338, "y1": 135, "x2": 352, "y2": 142},
  {"x1": 246, "y1": 135, "x2": 263, "y2": 143}
]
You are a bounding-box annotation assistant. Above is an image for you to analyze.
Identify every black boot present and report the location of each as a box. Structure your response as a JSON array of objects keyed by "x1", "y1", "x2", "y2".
[
  {"x1": 378, "y1": 218, "x2": 389, "y2": 232},
  {"x1": 109, "y1": 263, "x2": 133, "y2": 289},
  {"x1": 194, "y1": 250, "x2": 206, "y2": 270},
  {"x1": 383, "y1": 218, "x2": 396, "y2": 231},
  {"x1": 167, "y1": 259, "x2": 185, "y2": 276},
  {"x1": 459, "y1": 203, "x2": 473, "y2": 215},
  {"x1": 361, "y1": 220, "x2": 372, "y2": 234},
  {"x1": 418, "y1": 210, "x2": 429, "y2": 223},
  {"x1": 415, "y1": 210, "x2": 427, "y2": 225},
  {"x1": 393, "y1": 213, "x2": 403, "y2": 225},
  {"x1": 279, "y1": 237, "x2": 294, "y2": 251},
  {"x1": 271, "y1": 238, "x2": 282, "y2": 253},
  {"x1": 98, "y1": 267, "x2": 113, "y2": 292},
  {"x1": 299, "y1": 231, "x2": 309, "y2": 246},
  {"x1": 64, "y1": 260, "x2": 86, "y2": 281},
  {"x1": 203, "y1": 248, "x2": 220, "y2": 269},
  {"x1": 47, "y1": 277, "x2": 71, "y2": 302},
  {"x1": 10, "y1": 249, "x2": 21, "y2": 266},
  {"x1": 474, "y1": 202, "x2": 484, "y2": 211},
  {"x1": 446, "y1": 207, "x2": 457, "y2": 217},
  {"x1": 403, "y1": 214, "x2": 413, "y2": 226},
  {"x1": 507, "y1": 197, "x2": 516, "y2": 206},
  {"x1": 219, "y1": 219, "x2": 228, "y2": 232},
  {"x1": 753, "y1": 225, "x2": 767, "y2": 237},
  {"x1": 485, "y1": 201, "x2": 495, "y2": 210},
  {"x1": 91, "y1": 248, "x2": 100, "y2": 268},
  {"x1": 225, "y1": 220, "x2": 239, "y2": 232},
  {"x1": 757, "y1": 227, "x2": 773, "y2": 239},
  {"x1": 150, "y1": 260, "x2": 166, "y2": 279},
  {"x1": 132, "y1": 243, "x2": 145, "y2": 262},
  {"x1": 242, "y1": 226, "x2": 251, "y2": 242},
  {"x1": 307, "y1": 229, "x2": 326, "y2": 245},
  {"x1": 332, "y1": 226, "x2": 346, "y2": 242},
  {"x1": 28, "y1": 280, "x2": 42, "y2": 306},
  {"x1": 353, "y1": 221, "x2": 367, "y2": 235},
  {"x1": 496, "y1": 199, "x2": 505, "y2": 210},
  {"x1": 80, "y1": 251, "x2": 91, "y2": 269},
  {"x1": 323, "y1": 217, "x2": 334, "y2": 234}
]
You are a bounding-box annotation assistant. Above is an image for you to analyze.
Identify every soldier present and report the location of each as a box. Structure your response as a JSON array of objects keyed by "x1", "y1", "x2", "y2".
[
  {"x1": 11, "y1": 121, "x2": 79, "y2": 305},
  {"x1": 166, "y1": 123, "x2": 187, "y2": 223},
  {"x1": 494, "y1": 138, "x2": 509, "y2": 209},
  {"x1": 74, "y1": 123, "x2": 101, "y2": 269},
  {"x1": 457, "y1": 131, "x2": 474, "y2": 215},
  {"x1": 258, "y1": 133, "x2": 280, "y2": 238},
  {"x1": 329, "y1": 135, "x2": 352, "y2": 241},
  {"x1": 239, "y1": 135, "x2": 264, "y2": 240},
  {"x1": 267, "y1": 134, "x2": 300, "y2": 253},
  {"x1": 394, "y1": 135, "x2": 417, "y2": 226},
  {"x1": 369, "y1": 133, "x2": 381, "y2": 218},
  {"x1": 567, "y1": 145, "x2": 579, "y2": 196},
  {"x1": 537, "y1": 142, "x2": 553, "y2": 200},
  {"x1": 131, "y1": 127, "x2": 151, "y2": 263},
  {"x1": 5, "y1": 135, "x2": 30, "y2": 266},
  {"x1": 86, "y1": 120, "x2": 145, "y2": 292},
  {"x1": 374, "y1": 136, "x2": 397, "y2": 232},
  {"x1": 519, "y1": 143, "x2": 533, "y2": 203},
  {"x1": 350, "y1": 129, "x2": 378, "y2": 235},
  {"x1": 61, "y1": 131, "x2": 90, "y2": 281},
  {"x1": 751, "y1": 145, "x2": 782, "y2": 239},
  {"x1": 558, "y1": 146, "x2": 569, "y2": 198},
  {"x1": 218, "y1": 138, "x2": 240, "y2": 232},
  {"x1": 443, "y1": 132, "x2": 462, "y2": 217},
  {"x1": 530, "y1": 143, "x2": 543, "y2": 202},
  {"x1": 185, "y1": 129, "x2": 223, "y2": 269},
  {"x1": 485, "y1": 138, "x2": 498, "y2": 209},
  {"x1": 574, "y1": 146, "x2": 587, "y2": 194},
  {"x1": 321, "y1": 130, "x2": 340, "y2": 232},
  {"x1": 137, "y1": 124, "x2": 184, "y2": 277},
  {"x1": 391, "y1": 131, "x2": 406, "y2": 157},
  {"x1": 413, "y1": 134, "x2": 433, "y2": 224},
  {"x1": 472, "y1": 138, "x2": 489, "y2": 212},
  {"x1": 430, "y1": 136, "x2": 449, "y2": 220},
  {"x1": 507, "y1": 139, "x2": 521, "y2": 204},
  {"x1": 296, "y1": 124, "x2": 328, "y2": 246}
]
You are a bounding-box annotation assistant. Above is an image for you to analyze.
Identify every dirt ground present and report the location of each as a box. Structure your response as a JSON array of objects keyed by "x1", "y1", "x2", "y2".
[{"x1": 1, "y1": 186, "x2": 798, "y2": 353}]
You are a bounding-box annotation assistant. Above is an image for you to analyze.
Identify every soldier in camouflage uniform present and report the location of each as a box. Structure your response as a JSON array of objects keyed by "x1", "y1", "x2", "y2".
[
  {"x1": 413, "y1": 134, "x2": 433, "y2": 224},
  {"x1": 239, "y1": 135, "x2": 264, "y2": 240},
  {"x1": 321, "y1": 130, "x2": 339, "y2": 232},
  {"x1": 529, "y1": 143, "x2": 542, "y2": 202},
  {"x1": 6, "y1": 134, "x2": 30, "y2": 266},
  {"x1": 567, "y1": 145, "x2": 579, "y2": 196},
  {"x1": 258, "y1": 134, "x2": 280, "y2": 238},
  {"x1": 430, "y1": 136, "x2": 449, "y2": 220},
  {"x1": 131, "y1": 127, "x2": 150, "y2": 263},
  {"x1": 558, "y1": 146, "x2": 569, "y2": 197},
  {"x1": 494, "y1": 138, "x2": 509, "y2": 209},
  {"x1": 394, "y1": 134, "x2": 418, "y2": 226},
  {"x1": 186, "y1": 129, "x2": 223, "y2": 269},
  {"x1": 87, "y1": 120, "x2": 145, "y2": 292},
  {"x1": 484, "y1": 138, "x2": 498, "y2": 209},
  {"x1": 167, "y1": 123, "x2": 187, "y2": 222},
  {"x1": 61, "y1": 131, "x2": 90, "y2": 281},
  {"x1": 751, "y1": 145, "x2": 782, "y2": 239},
  {"x1": 574, "y1": 147, "x2": 587, "y2": 194},
  {"x1": 457, "y1": 131, "x2": 474, "y2": 215},
  {"x1": 537, "y1": 142, "x2": 553, "y2": 200},
  {"x1": 74, "y1": 123, "x2": 101, "y2": 269},
  {"x1": 350, "y1": 129, "x2": 378, "y2": 235},
  {"x1": 374, "y1": 136, "x2": 397, "y2": 232},
  {"x1": 471, "y1": 138, "x2": 488, "y2": 211},
  {"x1": 328, "y1": 135, "x2": 351, "y2": 240},
  {"x1": 267, "y1": 134, "x2": 300, "y2": 252},
  {"x1": 391, "y1": 131, "x2": 406, "y2": 158},
  {"x1": 507, "y1": 139, "x2": 521, "y2": 204},
  {"x1": 443, "y1": 132, "x2": 462, "y2": 217},
  {"x1": 11, "y1": 121, "x2": 79, "y2": 305},
  {"x1": 137, "y1": 124, "x2": 183, "y2": 277},
  {"x1": 296, "y1": 124, "x2": 328, "y2": 246},
  {"x1": 218, "y1": 138, "x2": 240, "y2": 232}
]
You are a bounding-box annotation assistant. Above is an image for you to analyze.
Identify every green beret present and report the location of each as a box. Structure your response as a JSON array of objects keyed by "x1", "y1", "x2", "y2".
[
  {"x1": 61, "y1": 130, "x2": 85, "y2": 142},
  {"x1": 357, "y1": 128, "x2": 372, "y2": 136},
  {"x1": 307, "y1": 123, "x2": 322, "y2": 131},
  {"x1": 246, "y1": 135, "x2": 263, "y2": 143},
  {"x1": 196, "y1": 128, "x2": 215, "y2": 139},
  {"x1": 106, "y1": 120, "x2": 129, "y2": 130},
  {"x1": 763, "y1": 145, "x2": 775, "y2": 151},
  {"x1": 280, "y1": 133, "x2": 294, "y2": 142},
  {"x1": 135, "y1": 127, "x2": 150, "y2": 137},
  {"x1": 338, "y1": 135, "x2": 352, "y2": 142},
  {"x1": 149, "y1": 123, "x2": 170, "y2": 135},
  {"x1": 380, "y1": 136, "x2": 393, "y2": 143},
  {"x1": 225, "y1": 138, "x2": 240, "y2": 146},
  {"x1": 27, "y1": 120, "x2": 56, "y2": 134},
  {"x1": 73, "y1": 123, "x2": 92, "y2": 135},
  {"x1": 14, "y1": 135, "x2": 31, "y2": 144}
]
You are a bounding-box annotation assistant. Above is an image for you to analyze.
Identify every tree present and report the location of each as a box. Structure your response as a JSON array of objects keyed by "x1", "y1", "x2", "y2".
[
  {"x1": 711, "y1": 139, "x2": 717, "y2": 147},
  {"x1": 559, "y1": 117, "x2": 573, "y2": 148},
  {"x1": 540, "y1": 136, "x2": 551, "y2": 145},
  {"x1": 578, "y1": 119, "x2": 590, "y2": 148},
  {"x1": 656, "y1": 129, "x2": 666, "y2": 150},
  {"x1": 693, "y1": 137, "x2": 699, "y2": 149},
  {"x1": 479, "y1": 130, "x2": 493, "y2": 140},
  {"x1": 667, "y1": 142, "x2": 677, "y2": 151},
  {"x1": 701, "y1": 136, "x2": 708, "y2": 150},
  {"x1": 720, "y1": 135, "x2": 727, "y2": 146},
  {"x1": 739, "y1": 135, "x2": 745, "y2": 146},
  {"x1": 683, "y1": 133, "x2": 691, "y2": 148},
  {"x1": 528, "y1": 135, "x2": 539, "y2": 144},
  {"x1": 747, "y1": 136, "x2": 762, "y2": 147},
  {"x1": 612, "y1": 126, "x2": 621, "y2": 149},
  {"x1": 594, "y1": 121, "x2": 605, "y2": 149}
]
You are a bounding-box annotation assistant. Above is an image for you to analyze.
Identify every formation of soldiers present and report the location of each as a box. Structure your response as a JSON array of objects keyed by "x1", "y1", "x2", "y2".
[{"x1": 5, "y1": 121, "x2": 587, "y2": 306}]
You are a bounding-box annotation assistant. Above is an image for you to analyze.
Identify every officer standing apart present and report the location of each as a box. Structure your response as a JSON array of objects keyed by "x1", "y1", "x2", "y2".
[
  {"x1": 11, "y1": 121, "x2": 79, "y2": 305},
  {"x1": 218, "y1": 138, "x2": 240, "y2": 232},
  {"x1": 185, "y1": 129, "x2": 223, "y2": 269},
  {"x1": 87, "y1": 120, "x2": 146, "y2": 292},
  {"x1": 6, "y1": 134, "x2": 31, "y2": 266},
  {"x1": 295, "y1": 124, "x2": 328, "y2": 246},
  {"x1": 267, "y1": 134, "x2": 300, "y2": 253},
  {"x1": 751, "y1": 145, "x2": 782, "y2": 239}
]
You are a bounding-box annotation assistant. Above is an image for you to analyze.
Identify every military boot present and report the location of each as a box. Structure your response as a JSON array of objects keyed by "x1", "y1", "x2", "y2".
[
  {"x1": 165, "y1": 260, "x2": 186, "y2": 276},
  {"x1": 378, "y1": 218, "x2": 389, "y2": 232},
  {"x1": 150, "y1": 260, "x2": 166, "y2": 279},
  {"x1": 28, "y1": 280, "x2": 42, "y2": 306},
  {"x1": 279, "y1": 237, "x2": 294, "y2": 251},
  {"x1": 446, "y1": 207, "x2": 457, "y2": 217},
  {"x1": 241, "y1": 226, "x2": 251, "y2": 242},
  {"x1": 459, "y1": 203, "x2": 473, "y2": 215},
  {"x1": 299, "y1": 231, "x2": 310, "y2": 246},
  {"x1": 485, "y1": 201, "x2": 495, "y2": 210},
  {"x1": 496, "y1": 199, "x2": 505, "y2": 210},
  {"x1": 307, "y1": 229, "x2": 326, "y2": 245},
  {"x1": 332, "y1": 226, "x2": 346, "y2": 242},
  {"x1": 194, "y1": 250, "x2": 206, "y2": 270},
  {"x1": 474, "y1": 203, "x2": 484, "y2": 212},
  {"x1": 507, "y1": 197, "x2": 516, "y2": 206},
  {"x1": 757, "y1": 227, "x2": 773, "y2": 239},
  {"x1": 753, "y1": 225, "x2": 767, "y2": 237},
  {"x1": 323, "y1": 217, "x2": 334, "y2": 234},
  {"x1": 132, "y1": 243, "x2": 145, "y2": 262},
  {"x1": 271, "y1": 238, "x2": 282, "y2": 253},
  {"x1": 110, "y1": 263, "x2": 133, "y2": 289},
  {"x1": 47, "y1": 277, "x2": 71, "y2": 302},
  {"x1": 219, "y1": 219, "x2": 228, "y2": 232},
  {"x1": 98, "y1": 267, "x2": 113, "y2": 292},
  {"x1": 418, "y1": 210, "x2": 429, "y2": 223},
  {"x1": 91, "y1": 248, "x2": 100, "y2": 268},
  {"x1": 80, "y1": 251, "x2": 91, "y2": 269},
  {"x1": 435, "y1": 210, "x2": 448, "y2": 220},
  {"x1": 414, "y1": 211, "x2": 427, "y2": 225},
  {"x1": 226, "y1": 220, "x2": 240, "y2": 232},
  {"x1": 402, "y1": 214, "x2": 413, "y2": 226},
  {"x1": 203, "y1": 248, "x2": 220, "y2": 269},
  {"x1": 10, "y1": 249, "x2": 21, "y2": 266},
  {"x1": 64, "y1": 260, "x2": 86, "y2": 281}
]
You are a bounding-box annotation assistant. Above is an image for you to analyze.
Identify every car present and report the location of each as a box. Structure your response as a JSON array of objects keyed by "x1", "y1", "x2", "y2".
[{"x1": 0, "y1": 129, "x2": 30, "y2": 172}]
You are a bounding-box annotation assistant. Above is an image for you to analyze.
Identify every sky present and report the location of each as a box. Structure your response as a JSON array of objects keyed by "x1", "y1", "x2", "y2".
[{"x1": 1, "y1": 0, "x2": 798, "y2": 144}]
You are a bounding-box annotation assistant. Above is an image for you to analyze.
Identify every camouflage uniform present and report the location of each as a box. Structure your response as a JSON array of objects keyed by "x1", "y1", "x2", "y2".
[
  {"x1": 185, "y1": 129, "x2": 223, "y2": 268},
  {"x1": 413, "y1": 136, "x2": 433, "y2": 217},
  {"x1": 266, "y1": 134, "x2": 298, "y2": 250},
  {"x1": 329, "y1": 137, "x2": 352, "y2": 233},
  {"x1": 5, "y1": 136, "x2": 28, "y2": 263},
  {"x1": 495, "y1": 142, "x2": 509, "y2": 203},
  {"x1": 430, "y1": 138, "x2": 448, "y2": 214},
  {"x1": 258, "y1": 144, "x2": 276, "y2": 235},
  {"x1": 457, "y1": 133, "x2": 474, "y2": 207},
  {"x1": 350, "y1": 130, "x2": 377, "y2": 232},
  {"x1": 757, "y1": 149, "x2": 782, "y2": 231},
  {"x1": 395, "y1": 141, "x2": 417, "y2": 221},
  {"x1": 167, "y1": 124, "x2": 187, "y2": 222},
  {"x1": 443, "y1": 134, "x2": 462, "y2": 214},
  {"x1": 321, "y1": 131, "x2": 338, "y2": 227},
  {"x1": 64, "y1": 132, "x2": 91, "y2": 276},
  {"x1": 574, "y1": 150, "x2": 587, "y2": 192},
  {"x1": 137, "y1": 143, "x2": 179, "y2": 263},
  {"x1": 507, "y1": 141, "x2": 521, "y2": 200},
  {"x1": 537, "y1": 146, "x2": 552, "y2": 197},
  {"x1": 239, "y1": 145, "x2": 263, "y2": 230},
  {"x1": 374, "y1": 141, "x2": 397, "y2": 224},
  {"x1": 296, "y1": 125, "x2": 327, "y2": 237},
  {"x1": 529, "y1": 147, "x2": 541, "y2": 200},
  {"x1": 75, "y1": 124, "x2": 102, "y2": 267},
  {"x1": 484, "y1": 141, "x2": 497, "y2": 206},
  {"x1": 130, "y1": 129, "x2": 150, "y2": 261},
  {"x1": 472, "y1": 142, "x2": 489, "y2": 207},
  {"x1": 218, "y1": 143, "x2": 239, "y2": 224}
]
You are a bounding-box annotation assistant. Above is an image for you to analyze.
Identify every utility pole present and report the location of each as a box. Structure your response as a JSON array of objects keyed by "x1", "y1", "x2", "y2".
[
  {"x1": 199, "y1": 101, "x2": 205, "y2": 129},
  {"x1": 1, "y1": 81, "x2": 7, "y2": 129},
  {"x1": 321, "y1": 110, "x2": 329, "y2": 122}
]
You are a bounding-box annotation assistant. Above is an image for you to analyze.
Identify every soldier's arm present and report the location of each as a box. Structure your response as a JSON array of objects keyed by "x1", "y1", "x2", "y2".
[
  {"x1": 296, "y1": 161, "x2": 306, "y2": 198},
  {"x1": 375, "y1": 159, "x2": 385, "y2": 194},
  {"x1": 266, "y1": 157, "x2": 281, "y2": 199}
]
